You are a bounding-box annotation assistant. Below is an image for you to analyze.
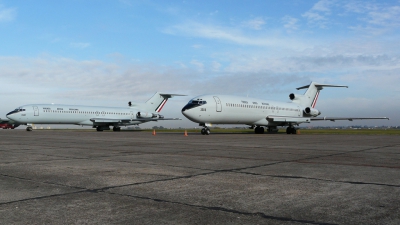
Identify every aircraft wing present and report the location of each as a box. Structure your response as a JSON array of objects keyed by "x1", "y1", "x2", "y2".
[
  {"x1": 266, "y1": 116, "x2": 312, "y2": 123},
  {"x1": 266, "y1": 116, "x2": 389, "y2": 124},
  {"x1": 311, "y1": 117, "x2": 389, "y2": 122},
  {"x1": 90, "y1": 117, "x2": 181, "y2": 124}
]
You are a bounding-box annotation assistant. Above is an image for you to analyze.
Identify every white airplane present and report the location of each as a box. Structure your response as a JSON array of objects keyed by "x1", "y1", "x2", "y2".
[
  {"x1": 7, "y1": 93, "x2": 183, "y2": 131},
  {"x1": 181, "y1": 82, "x2": 389, "y2": 135}
]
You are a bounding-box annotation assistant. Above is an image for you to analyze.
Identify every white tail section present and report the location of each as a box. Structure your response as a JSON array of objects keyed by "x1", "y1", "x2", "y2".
[
  {"x1": 142, "y1": 93, "x2": 186, "y2": 112},
  {"x1": 291, "y1": 82, "x2": 348, "y2": 107}
]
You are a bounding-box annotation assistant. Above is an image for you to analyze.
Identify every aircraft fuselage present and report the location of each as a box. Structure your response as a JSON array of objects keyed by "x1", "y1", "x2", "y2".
[
  {"x1": 182, "y1": 95, "x2": 306, "y2": 127},
  {"x1": 7, "y1": 104, "x2": 144, "y2": 126}
]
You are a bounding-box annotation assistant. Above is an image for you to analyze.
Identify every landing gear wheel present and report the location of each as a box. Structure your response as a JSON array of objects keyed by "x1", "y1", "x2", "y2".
[
  {"x1": 254, "y1": 126, "x2": 264, "y2": 134},
  {"x1": 96, "y1": 127, "x2": 103, "y2": 132},
  {"x1": 26, "y1": 127, "x2": 33, "y2": 131},
  {"x1": 286, "y1": 127, "x2": 297, "y2": 134},
  {"x1": 201, "y1": 128, "x2": 210, "y2": 135},
  {"x1": 113, "y1": 127, "x2": 121, "y2": 132}
]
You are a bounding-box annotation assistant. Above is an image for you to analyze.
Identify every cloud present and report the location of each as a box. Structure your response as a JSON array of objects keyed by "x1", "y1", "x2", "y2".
[
  {"x1": 0, "y1": 56, "x2": 193, "y2": 103},
  {"x1": 211, "y1": 61, "x2": 221, "y2": 72},
  {"x1": 70, "y1": 42, "x2": 91, "y2": 49},
  {"x1": 282, "y1": 16, "x2": 299, "y2": 32},
  {"x1": 0, "y1": 4, "x2": 16, "y2": 22},
  {"x1": 190, "y1": 59, "x2": 204, "y2": 73},
  {"x1": 302, "y1": 0, "x2": 334, "y2": 28},
  {"x1": 343, "y1": 1, "x2": 400, "y2": 34},
  {"x1": 241, "y1": 17, "x2": 266, "y2": 30},
  {"x1": 164, "y1": 22, "x2": 310, "y2": 49}
]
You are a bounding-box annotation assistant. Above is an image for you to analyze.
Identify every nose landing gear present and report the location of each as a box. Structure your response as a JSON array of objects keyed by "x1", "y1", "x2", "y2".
[
  {"x1": 201, "y1": 127, "x2": 210, "y2": 135},
  {"x1": 254, "y1": 126, "x2": 264, "y2": 134}
]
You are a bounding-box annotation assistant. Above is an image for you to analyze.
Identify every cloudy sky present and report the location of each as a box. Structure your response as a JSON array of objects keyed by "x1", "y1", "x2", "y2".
[{"x1": 0, "y1": 0, "x2": 399, "y2": 128}]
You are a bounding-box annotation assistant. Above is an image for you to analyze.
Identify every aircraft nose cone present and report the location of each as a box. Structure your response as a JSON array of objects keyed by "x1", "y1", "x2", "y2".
[{"x1": 6, "y1": 111, "x2": 15, "y2": 117}]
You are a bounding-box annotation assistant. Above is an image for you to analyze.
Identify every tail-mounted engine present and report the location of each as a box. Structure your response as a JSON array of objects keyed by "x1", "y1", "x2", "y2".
[
  {"x1": 289, "y1": 93, "x2": 295, "y2": 100},
  {"x1": 304, "y1": 107, "x2": 321, "y2": 116},
  {"x1": 136, "y1": 112, "x2": 160, "y2": 118}
]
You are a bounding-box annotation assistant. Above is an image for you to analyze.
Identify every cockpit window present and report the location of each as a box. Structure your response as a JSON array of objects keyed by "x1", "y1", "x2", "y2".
[
  {"x1": 6, "y1": 107, "x2": 25, "y2": 116},
  {"x1": 182, "y1": 99, "x2": 207, "y2": 111},
  {"x1": 190, "y1": 100, "x2": 207, "y2": 105}
]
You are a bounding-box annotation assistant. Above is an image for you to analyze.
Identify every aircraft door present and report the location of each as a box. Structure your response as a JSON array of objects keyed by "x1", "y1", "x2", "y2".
[
  {"x1": 33, "y1": 106, "x2": 39, "y2": 116},
  {"x1": 130, "y1": 111, "x2": 134, "y2": 121},
  {"x1": 213, "y1": 96, "x2": 222, "y2": 112}
]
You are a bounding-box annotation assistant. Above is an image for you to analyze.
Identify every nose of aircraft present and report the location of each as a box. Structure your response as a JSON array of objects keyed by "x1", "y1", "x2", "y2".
[
  {"x1": 181, "y1": 103, "x2": 194, "y2": 119},
  {"x1": 6, "y1": 107, "x2": 24, "y2": 120},
  {"x1": 181, "y1": 104, "x2": 191, "y2": 112}
]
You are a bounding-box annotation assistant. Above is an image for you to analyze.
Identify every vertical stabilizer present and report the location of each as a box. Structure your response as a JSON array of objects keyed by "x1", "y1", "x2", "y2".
[
  {"x1": 290, "y1": 82, "x2": 348, "y2": 107},
  {"x1": 142, "y1": 93, "x2": 185, "y2": 112}
]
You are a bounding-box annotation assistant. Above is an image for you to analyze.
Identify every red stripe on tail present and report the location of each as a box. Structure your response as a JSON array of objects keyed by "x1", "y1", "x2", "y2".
[
  {"x1": 156, "y1": 99, "x2": 168, "y2": 112},
  {"x1": 312, "y1": 91, "x2": 319, "y2": 108}
]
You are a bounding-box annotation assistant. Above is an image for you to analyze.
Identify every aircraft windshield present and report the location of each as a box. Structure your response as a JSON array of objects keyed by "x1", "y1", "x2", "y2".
[
  {"x1": 6, "y1": 107, "x2": 25, "y2": 116},
  {"x1": 190, "y1": 100, "x2": 207, "y2": 105},
  {"x1": 181, "y1": 100, "x2": 207, "y2": 111}
]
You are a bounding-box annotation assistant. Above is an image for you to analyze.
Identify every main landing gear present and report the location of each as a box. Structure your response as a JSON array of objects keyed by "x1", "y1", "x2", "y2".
[{"x1": 286, "y1": 126, "x2": 297, "y2": 134}]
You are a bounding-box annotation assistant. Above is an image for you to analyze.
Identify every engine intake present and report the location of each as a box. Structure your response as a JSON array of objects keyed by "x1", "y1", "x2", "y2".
[
  {"x1": 304, "y1": 107, "x2": 321, "y2": 116},
  {"x1": 289, "y1": 93, "x2": 295, "y2": 100}
]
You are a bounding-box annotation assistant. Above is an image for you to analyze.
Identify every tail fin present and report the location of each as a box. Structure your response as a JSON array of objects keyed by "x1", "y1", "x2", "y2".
[
  {"x1": 290, "y1": 82, "x2": 348, "y2": 107},
  {"x1": 143, "y1": 93, "x2": 186, "y2": 112}
]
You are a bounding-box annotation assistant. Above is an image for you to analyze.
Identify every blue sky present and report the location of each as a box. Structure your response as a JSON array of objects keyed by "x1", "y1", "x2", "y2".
[{"x1": 1, "y1": 0, "x2": 399, "y2": 128}]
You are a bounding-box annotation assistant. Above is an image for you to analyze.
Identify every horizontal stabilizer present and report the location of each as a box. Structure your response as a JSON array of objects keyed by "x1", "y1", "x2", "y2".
[
  {"x1": 159, "y1": 93, "x2": 187, "y2": 98},
  {"x1": 296, "y1": 83, "x2": 348, "y2": 90}
]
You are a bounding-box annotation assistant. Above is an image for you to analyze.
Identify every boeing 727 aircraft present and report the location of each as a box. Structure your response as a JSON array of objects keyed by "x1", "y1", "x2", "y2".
[
  {"x1": 7, "y1": 93, "x2": 183, "y2": 131},
  {"x1": 181, "y1": 82, "x2": 389, "y2": 135}
]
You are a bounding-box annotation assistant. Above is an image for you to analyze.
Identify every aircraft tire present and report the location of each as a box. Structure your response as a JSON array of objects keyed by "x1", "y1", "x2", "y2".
[
  {"x1": 255, "y1": 126, "x2": 264, "y2": 134},
  {"x1": 286, "y1": 127, "x2": 297, "y2": 134},
  {"x1": 26, "y1": 127, "x2": 33, "y2": 131},
  {"x1": 201, "y1": 128, "x2": 206, "y2": 135},
  {"x1": 205, "y1": 128, "x2": 210, "y2": 135}
]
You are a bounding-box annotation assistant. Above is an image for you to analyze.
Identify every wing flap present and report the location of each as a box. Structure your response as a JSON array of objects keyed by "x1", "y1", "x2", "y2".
[
  {"x1": 266, "y1": 116, "x2": 311, "y2": 123},
  {"x1": 311, "y1": 117, "x2": 389, "y2": 122},
  {"x1": 90, "y1": 117, "x2": 181, "y2": 123},
  {"x1": 90, "y1": 118, "x2": 129, "y2": 123}
]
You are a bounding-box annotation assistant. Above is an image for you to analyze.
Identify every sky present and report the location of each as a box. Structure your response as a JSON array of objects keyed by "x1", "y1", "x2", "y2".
[{"x1": 0, "y1": 0, "x2": 399, "y2": 128}]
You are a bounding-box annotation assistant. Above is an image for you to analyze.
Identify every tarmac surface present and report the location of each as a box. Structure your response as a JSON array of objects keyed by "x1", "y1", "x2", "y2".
[{"x1": 0, "y1": 130, "x2": 399, "y2": 225}]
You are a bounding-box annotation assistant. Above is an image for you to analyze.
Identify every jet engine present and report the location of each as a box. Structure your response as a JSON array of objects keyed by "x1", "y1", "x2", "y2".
[
  {"x1": 136, "y1": 112, "x2": 159, "y2": 118},
  {"x1": 289, "y1": 93, "x2": 295, "y2": 100},
  {"x1": 304, "y1": 107, "x2": 321, "y2": 116}
]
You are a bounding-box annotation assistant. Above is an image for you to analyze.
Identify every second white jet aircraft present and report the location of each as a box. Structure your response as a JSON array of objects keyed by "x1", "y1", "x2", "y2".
[
  {"x1": 181, "y1": 82, "x2": 389, "y2": 135},
  {"x1": 7, "y1": 93, "x2": 183, "y2": 131}
]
